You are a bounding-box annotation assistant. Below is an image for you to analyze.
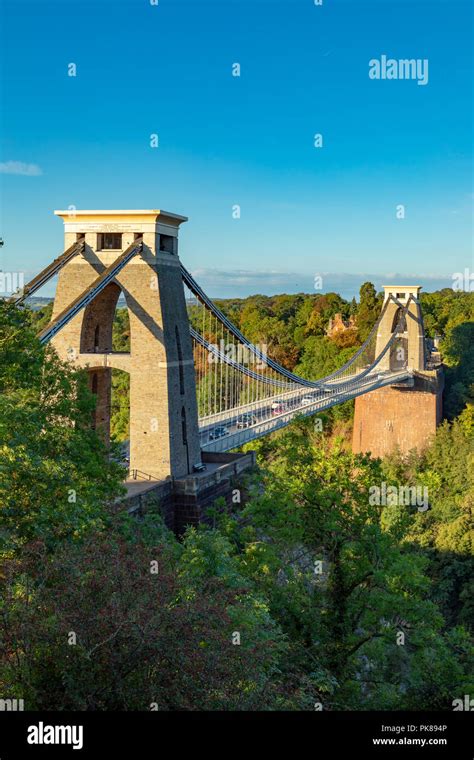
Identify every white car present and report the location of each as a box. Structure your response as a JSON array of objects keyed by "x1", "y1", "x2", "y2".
[{"x1": 300, "y1": 396, "x2": 314, "y2": 406}]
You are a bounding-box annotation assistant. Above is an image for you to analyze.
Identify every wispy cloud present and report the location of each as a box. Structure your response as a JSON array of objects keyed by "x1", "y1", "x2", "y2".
[
  {"x1": 191, "y1": 268, "x2": 304, "y2": 286},
  {"x1": 0, "y1": 161, "x2": 42, "y2": 176},
  {"x1": 190, "y1": 268, "x2": 455, "y2": 300}
]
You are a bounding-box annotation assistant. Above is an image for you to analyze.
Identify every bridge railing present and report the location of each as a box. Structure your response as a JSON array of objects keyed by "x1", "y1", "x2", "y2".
[
  {"x1": 200, "y1": 369, "x2": 412, "y2": 452},
  {"x1": 129, "y1": 468, "x2": 154, "y2": 482},
  {"x1": 185, "y1": 265, "x2": 415, "y2": 400},
  {"x1": 188, "y1": 275, "x2": 415, "y2": 425}
]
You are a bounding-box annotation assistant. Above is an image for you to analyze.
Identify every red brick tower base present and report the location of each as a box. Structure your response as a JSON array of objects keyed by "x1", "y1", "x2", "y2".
[{"x1": 352, "y1": 369, "x2": 444, "y2": 458}]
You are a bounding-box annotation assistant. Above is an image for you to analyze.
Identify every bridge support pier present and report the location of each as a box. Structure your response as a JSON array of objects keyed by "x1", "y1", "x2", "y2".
[
  {"x1": 352, "y1": 369, "x2": 444, "y2": 458},
  {"x1": 353, "y1": 286, "x2": 443, "y2": 458},
  {"x1": 124, "y1": 451, "x2": 256, "y2": 534}
]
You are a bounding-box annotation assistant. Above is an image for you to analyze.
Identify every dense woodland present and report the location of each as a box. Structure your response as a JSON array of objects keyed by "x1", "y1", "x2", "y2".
[{"x1": 0, "y1": 285, "x2": 472, "y2": 710}]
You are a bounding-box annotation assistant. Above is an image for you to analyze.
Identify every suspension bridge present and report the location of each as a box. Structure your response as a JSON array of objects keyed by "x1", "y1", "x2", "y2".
[{"x1": 11, "y1": 210, "x2": 441, "y2": 503}]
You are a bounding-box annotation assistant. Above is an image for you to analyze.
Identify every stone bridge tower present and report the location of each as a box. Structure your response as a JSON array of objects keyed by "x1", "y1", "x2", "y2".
[
  {"x1": 375, "y1": 286, "x2": 426, "y2": 372},
  {"x1": 352, "y1": 286, "x2": 444, "y2": 458},
  {"x1": 51, "y1": 209, "x2": 202, "y2": 481}
]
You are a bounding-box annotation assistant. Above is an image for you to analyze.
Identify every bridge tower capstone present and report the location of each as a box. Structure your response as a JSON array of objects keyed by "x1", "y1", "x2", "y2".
[
  {"x1": 51, "y1": 209, "x2": 202, "y2": 481},
  {"x1": 353, "y1": 285, "x2": 443, "y2": 458}
]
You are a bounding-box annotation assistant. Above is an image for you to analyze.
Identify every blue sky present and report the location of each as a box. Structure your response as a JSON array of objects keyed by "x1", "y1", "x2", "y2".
[{"x1": 0, "y1": 0, "x2": 472, "y2": 299}]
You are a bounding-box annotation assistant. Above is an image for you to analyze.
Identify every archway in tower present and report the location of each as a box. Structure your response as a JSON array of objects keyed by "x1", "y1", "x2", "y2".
[
  {"x1": 81, "y1": 283, "x2": 131, "y2": 460},
  {"x1": 389, "y1": 306, "x2": 408, "y2": 371},
  {"x1": 110, "y1": 368, "x2": 130, "y2": 457},
  {"x1": 81, "y1": 282, "x2": 122, "y2": 353},
  {"x1": 111, "y1": 291, "x2": 131, "y2": 465}
]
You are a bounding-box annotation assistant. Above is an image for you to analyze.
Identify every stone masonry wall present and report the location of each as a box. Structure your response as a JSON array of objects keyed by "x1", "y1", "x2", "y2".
[{"x1": 352, "y1": 371, "x2": 444, "y2": 458}]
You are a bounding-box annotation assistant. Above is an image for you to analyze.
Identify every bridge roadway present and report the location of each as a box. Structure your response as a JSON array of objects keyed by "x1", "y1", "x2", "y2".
[{"x1": 198, "y1": 369, "x2": 412, "y2": 452}]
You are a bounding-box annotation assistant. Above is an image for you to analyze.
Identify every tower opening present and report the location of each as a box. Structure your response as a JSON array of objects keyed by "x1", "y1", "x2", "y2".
[
  {"x1": 110, "y1": 296, "x2": 130, "y2": 456},
  {"x1": 97, "y1": 232, "x2": 122, "y2": 250},
  {"x1": 111, "y1": 369, "x2": 130, "y2": 451},
  {"x1": 159, "y1": 234, "x2": 175, "y2": 254},
  {"x1": 391, "y1": 306, "x2": 407, "y2": 334},
  {"x1": 88, "y1": 369, "x2": 111, "y2": 439},
  {"x1": 176, "y1": 325, "x2": 185, "y2": 395},
  {"x1": 181, "y1": 406, "x2": 187, "y2": 445},
  {"x1": 81, "y1": 282, "x2": 122, "y2": 354}
]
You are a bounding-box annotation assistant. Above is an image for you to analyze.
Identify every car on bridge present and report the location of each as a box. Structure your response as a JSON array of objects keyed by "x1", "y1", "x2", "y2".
[
  {"x1": 236, "y1": 413, "x2": 257, "y2": 428},
  {"x1": 271, "y1": 401, "x2": 288, "y2": 415},
  {"x1": 209, "y1": 425, "x2": 229, "y2": 440},
  {"x1": 300, "y1": 396, "x2": 315, "y2": 406}
]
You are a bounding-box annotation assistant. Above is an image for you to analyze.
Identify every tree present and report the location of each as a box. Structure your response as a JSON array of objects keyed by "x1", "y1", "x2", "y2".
[
  {"x1": 442, "y1": 322, "x2": 474, "y2": 418},
  {"x1": 112, "y1": 306, "x2": 130, "y2": 352},
  {"x1": 391, "y1": 406, "x2": 474, "y2": 632},
  {"x1": 216, "y1": 427, "x2": 470, "y2": 709},
  {"x1": 0, "y1": 301, "x2": 124, "y2": 552},
  {"x1": 295, "y1": 336, "x2": 355, "y2": 381},
  {"x1": 111, "y1": 370, "x2": 130, "y2": 442},
  {"x1": 0, "y1": 521, "x2": 287, "y2": 710},
  {"x1": 357, "y1": 282, "x2": 380, "y2": 341}
]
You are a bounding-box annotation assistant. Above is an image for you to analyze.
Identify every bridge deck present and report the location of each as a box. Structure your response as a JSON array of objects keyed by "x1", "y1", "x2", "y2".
[{"x1": 199, "y1": 369, "x2": 412, "y2": 452}]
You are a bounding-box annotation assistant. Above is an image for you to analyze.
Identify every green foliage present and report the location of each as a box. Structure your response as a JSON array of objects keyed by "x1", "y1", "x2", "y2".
[
  {"x1": 421, "y1": 290, "x2": 474, "y2": 418},
  {"x1": 226, "y1": 426, "x2": 473, "y2": 708},
  {"x1": 112, "y1": 306, "x2": 130, "y2": 352},
  {"x1": 382, "y1": 406, "x2": 474, "y2": 633},
  {"x1": 2, "y1": 288, "x2": 473, "y2": 712},
  {"x1": 0, "y1": 528, "x2": 285, "y2": 710},
  {"x1": 110, "y1": 370, "x2": 130, "y2": 442},
  {"x1": 356, "y1": 282, "x2": 381, "y2": 341},
  {"x1": 29, "y1": 302, "x2": 53, "y2": 333},
  {"x1": 295, "y1": 336, "x2": 355, "y2": 381},
  {"x1": 218, "y1": 430, "x2": 472, "y2": 709},
  {"x1": 0, "y1": 302, "x2": 125, "y2": 552}
]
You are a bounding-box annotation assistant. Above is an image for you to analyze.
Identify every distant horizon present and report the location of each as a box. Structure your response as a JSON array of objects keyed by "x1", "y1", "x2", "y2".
[
  {"x1": 188, "y1": 269, "x2": 459, "y2": 301},
  {"x1": 13, "y1": 270, "x2": 462, "y2": 307}
]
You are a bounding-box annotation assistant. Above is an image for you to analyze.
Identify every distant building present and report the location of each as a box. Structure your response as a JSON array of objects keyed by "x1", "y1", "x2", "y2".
[{"x1": 326, "y1": 312, "x2": 357, "y2": 338}]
